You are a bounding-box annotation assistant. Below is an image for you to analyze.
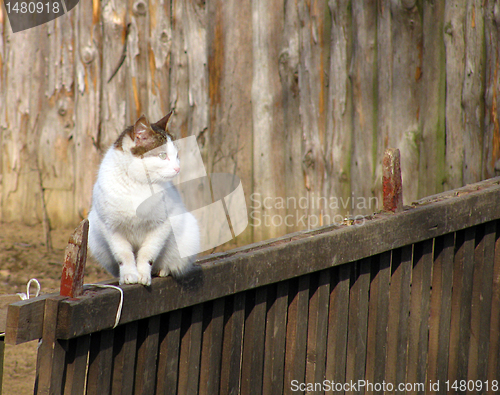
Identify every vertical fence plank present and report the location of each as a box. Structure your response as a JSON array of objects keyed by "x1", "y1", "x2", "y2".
[
  {"x1": 127, "y1": 0, "x2": 149, "y2": 120},
  {"x1": 262, "y1": 282, "x2": 288, "y2": 395},
  {"x1": 467, "y1": 225, "x2": 486, "y2": 386},
  {"x1": 407, "y1": 240, "x2": 433, "y2": 395},
  {"x1": 427, "y1": 233, "x2": 455, "y2": 394},
  {"x1": 375, "y1": 0, "x2": 393, "y2": 204},
  {"x1": 111, "y1": 321, "x2": 139, "y2": 395},
  {"x1": 219, "y1": 293, "x2": 246, "y2": 395},
  {"x1": 252, "y1": 0, "x2": 286, "y2": 241},
  {"x1": 86, "y1": 329, "x2": 114, "y2": 395},
  {"x1": 296, "y1": 0, "x2": 330, "y2": 222},
  {"x1": 73, "y1": 0, "x2": 101, "y2": 221},
  {"x1": 147, "y1": 0, "x2": 173, "y2": 121},
  {"x1": 169, "y1": 0, "x2": 189, "y2": 140},
  {"x1": 483, "y1": 0, "x2": 500, "y2": 179},
  {"x1": 183, "y1": 0, "x2": 209, "y2": 139},
  {"x1": 365, "y1": 252, "x2": 391, "y2": 395},
  {"x1": 305, "y1": 270, "x2": 331, "y2": 388},
  {"x1": 35, "y1": 296, "x2": 67, "y2": 395},
  {"x1": 134, "y1": 316, "x2": 161, "y2": 395},
  {"x1": 156, "y1": 309, "x2": 182, "y2": 395},
  {"x1": 325, "y1": 0, "x2": 353, "y2": 218},
  {"x1": 100, "y1": 0, "x2": 128, "y2": 149},
  {"x1": 207, "y1": 0, "x2": 253, "y2": 245},
  {"x1": 385, "y1": 246, "x2": 412, "y2": 394},
  {"x1": 63, "y1": 335, "x2": 91, "y2": 395},
  {"x1": 350, "y1": 0, "x2": 377, "y2": 210},
  {"x1": 418, "y1": 0, "x2": 446, "y2": 197},
  {"x1": 388, "y1": 1, "x2": 423, "y2": 204},
  {"x1": 284, "y1": 275, "x2": 310, "y2": 395},
  {"x1": 443, "y1": 0, "x2": 466, "y2": 191},
  {"x1": 487, "y1": 220, "x2": 500, "y2": 392},
  {"x1": 345, "y1": 259, "x2": 371, "y2": 391},
  {"x1": 473, "y1": 222, "x2": 496, "y2": 385},
  {"x1": 241, "y1": 288, "x2": 267, "y2": 395},
  {"x1": 280, "y1": 0, "x2": 307, "y2": 234},
  {"x1": 177, "y1": 306, "x2": 203, "y2": 395},
  {"x1": 447, "y1": 228, "x2": 476, "y2": 389},
  {"x1": 462, "y1": 0, "x2": 486, "y2": 184},
  {"x1": 325, "y1": 265, "x2": 350, "y2": 395},
  {"x1": 199, "y1": 299, "x2": 225, "y2": 395}
]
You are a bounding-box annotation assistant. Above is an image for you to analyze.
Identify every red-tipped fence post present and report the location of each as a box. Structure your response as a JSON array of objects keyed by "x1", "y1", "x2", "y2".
[
  {"x1": 383, "y1": 148, "x2": 403, "y2": 213},
  {"x1": 60, "y1": 219, "x2": 89, "y2": 298}
]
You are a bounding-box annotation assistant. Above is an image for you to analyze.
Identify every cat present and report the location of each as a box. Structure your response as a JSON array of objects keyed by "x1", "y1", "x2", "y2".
[{"x1": 88, "y1": 112, "x2": 200, "y2": 285}]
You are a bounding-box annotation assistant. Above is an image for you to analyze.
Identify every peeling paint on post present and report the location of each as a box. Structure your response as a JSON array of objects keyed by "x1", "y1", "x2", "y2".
[
  {"x1": 383, "y1": 148, "x2": 403, "y2": 213},
  {"x1": 60, "y1": 219, "x2": 89, "y2": 298}
]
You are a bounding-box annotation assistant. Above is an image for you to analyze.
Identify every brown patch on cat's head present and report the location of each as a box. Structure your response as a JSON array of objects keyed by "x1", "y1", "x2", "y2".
[{"x1": 114, "y1": 113, "x2": 175, "y2": 156}]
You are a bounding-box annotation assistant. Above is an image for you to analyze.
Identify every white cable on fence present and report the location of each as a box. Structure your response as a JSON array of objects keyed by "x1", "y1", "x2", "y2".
[
  {"x1": 17, "y1": 278, "x2": 41, "y2": 300},
  {"x1": 9, "y1": 279, "x2": 123, "y2": 331},
  {"x1": 84, "y1": 284, "x2": 124, "y2": 329},
  {"x1": 0, "y1": 278, "x2": 43, "y2": 337}
]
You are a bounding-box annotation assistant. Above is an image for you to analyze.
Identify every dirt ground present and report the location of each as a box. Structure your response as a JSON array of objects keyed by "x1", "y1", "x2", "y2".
[{"x1": 0, "y1": 221, "x2": 110, "y2": 395}]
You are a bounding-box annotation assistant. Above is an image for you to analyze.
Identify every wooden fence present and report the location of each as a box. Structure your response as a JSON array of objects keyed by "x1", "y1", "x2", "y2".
[
  {"x1": 4, "y1": 176, "x2": 500, "y2": 394},
  {"x1": 1, "y1": 1, "x2": 500, "y2": 244}
]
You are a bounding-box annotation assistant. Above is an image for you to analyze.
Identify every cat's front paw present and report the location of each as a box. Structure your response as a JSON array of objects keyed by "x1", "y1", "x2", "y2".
[
  {"x1": 137, "y1": 272, "x2": 151, "y2": 286},
  {"x1": 119, "y1": 265, "x2": 140, "y2": 284},
  {"x1": 120, "y1": 272, "x2": 139, "y2": 284},
  {"x1": 137, "y1": 264, "x2": 152, "y2": 286}
]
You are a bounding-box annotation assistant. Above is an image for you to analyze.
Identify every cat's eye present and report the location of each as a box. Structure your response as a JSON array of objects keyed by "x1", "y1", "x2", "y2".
[{"x1": 158, "y1": 152, "x2": 168, "y2": 160}]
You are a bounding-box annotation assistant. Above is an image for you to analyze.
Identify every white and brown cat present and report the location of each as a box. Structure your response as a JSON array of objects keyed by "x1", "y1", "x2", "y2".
[{"x1": 88, "y1": 112, "x2": 200, "y2": 285}]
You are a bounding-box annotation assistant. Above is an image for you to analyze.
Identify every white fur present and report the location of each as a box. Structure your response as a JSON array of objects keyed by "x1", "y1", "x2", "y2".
[{"x1": 88, "y1": 136, "x2": 200, "y2": 285}]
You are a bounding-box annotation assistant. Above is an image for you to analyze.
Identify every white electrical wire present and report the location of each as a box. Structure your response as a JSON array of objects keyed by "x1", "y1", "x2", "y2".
[
  {"x1": 83, "y1": 284, "x2": 124, "y2": 329},
  {"x1": 16, "y1": 278, "x2": 41, "y2": 300}
]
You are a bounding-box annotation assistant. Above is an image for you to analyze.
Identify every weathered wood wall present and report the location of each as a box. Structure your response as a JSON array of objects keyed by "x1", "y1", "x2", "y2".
[{"x1": 1, "y1": 0, "x2": 499, "y2": 244}]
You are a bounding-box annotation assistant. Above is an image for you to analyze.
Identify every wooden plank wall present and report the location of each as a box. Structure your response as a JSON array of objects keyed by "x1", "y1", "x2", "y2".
[
  {"x1": 1, "y1": 1, "x2": 500, "y2": 245},
  {"x1": 39, "y1": 219, "x2": 500, "y2": 394}
]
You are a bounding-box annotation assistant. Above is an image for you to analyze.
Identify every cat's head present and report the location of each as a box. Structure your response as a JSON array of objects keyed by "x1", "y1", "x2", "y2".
[
  {"x1": 114, "y1": 113, "x2": 181, "y2": 182},
  {"x1": 115, "y1": 112, "x2": 175, "y2": 154}
]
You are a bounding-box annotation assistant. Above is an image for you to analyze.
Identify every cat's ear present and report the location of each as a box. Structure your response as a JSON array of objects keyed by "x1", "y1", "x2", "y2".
[
  {"x1": 153, "y1": 111, "x2": 173, "y2": 132},
  {"x1": 133, "y1": 115, "x2": 153, "y2": 143}
]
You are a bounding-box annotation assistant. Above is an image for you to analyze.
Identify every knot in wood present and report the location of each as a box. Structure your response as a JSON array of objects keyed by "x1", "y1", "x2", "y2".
[
  {"x1": 495, "y1": 3, "x2": 500, "y2": 26},
  {"x1": 81, "y1": 47, "x2": 95, "y2": 64},
  {"x1": 444, "y1": 21, "x2": 453, "y2": 35},
  {"x1": 57, "y1": 99, "x2": 67, "y2": 116},
  {"x1": 303, "y1": 150, "x2": 315, "y2": 169},
  {"x1": 133, "y1": 0, "x2": 147, "y2": 16},
  {"x1": 160, "y1": 30, "x2": 170, "y2": 43}
]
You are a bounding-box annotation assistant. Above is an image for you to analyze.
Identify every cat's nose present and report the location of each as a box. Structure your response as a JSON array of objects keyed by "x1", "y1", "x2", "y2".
[{"x1": 173, "y1": 166, "x2": 180, "y2": 173}]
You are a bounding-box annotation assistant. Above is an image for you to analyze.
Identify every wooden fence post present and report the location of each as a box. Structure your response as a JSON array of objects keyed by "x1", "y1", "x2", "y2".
[
  {"x1": 60, "y1": 219, "x2": 89, "y2": 298},
  {"x1": 383, "y1": 148, "x2": 404, "y2": 213},
  {"x1": 34, "y1": 219, "x2": 89, "y2": 394}
]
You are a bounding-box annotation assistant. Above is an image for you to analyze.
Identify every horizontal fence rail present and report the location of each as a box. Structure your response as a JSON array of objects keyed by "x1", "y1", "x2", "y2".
[{"x1": 6, "y1": 177, "x2": 500, "y2": 394}]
